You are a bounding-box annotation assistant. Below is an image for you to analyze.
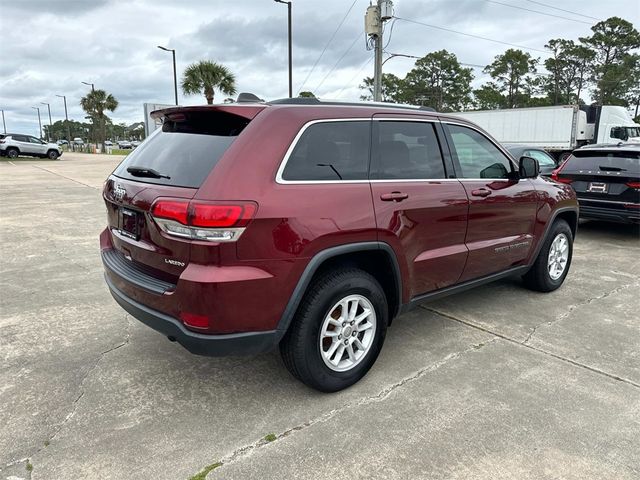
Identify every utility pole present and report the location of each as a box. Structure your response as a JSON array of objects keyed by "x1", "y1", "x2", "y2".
[
  {"x1": 274, "y1": 0, "x2": 293, "y2": 98},
  {"x1": 158, "y1": 46, "x2": 178, "y2": 105},
  {"x1": 365, "y1": 1, "x2": 393, "y2": 102},
  {"x1": 56, "y1": 95, "x2": 72, "y2": 142},
  {"x1": 32, "y1": 107, "x2": 42, "y2": 139},
  {"x1": 1, "y1": 109, "x2": 5, "y2": 134},
  {"x1": 41, "y1": 102, "x2": 52, "y2": 141}
]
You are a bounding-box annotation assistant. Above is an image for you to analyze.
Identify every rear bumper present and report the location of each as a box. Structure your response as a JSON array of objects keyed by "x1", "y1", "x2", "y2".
[
  {"x1": 105, "y1": 274, "x2": 281, "y2": 356},
  {"x1": 579, "y1": 204, "x2": 640, "y2": 224}
]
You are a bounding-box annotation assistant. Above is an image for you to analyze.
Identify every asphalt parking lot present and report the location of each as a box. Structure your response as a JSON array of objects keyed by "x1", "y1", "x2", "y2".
[{"x1": 1, "y1": 153, "x2": 639, "y2": 480}]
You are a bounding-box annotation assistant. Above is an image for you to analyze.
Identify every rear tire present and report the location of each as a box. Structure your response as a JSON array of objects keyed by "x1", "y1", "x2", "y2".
[
  {"x1": 522, "y1": 219, "x2": 573, "y2": 292},
  {"x1": 6, "y1": 148, "x2": 19, "y2": 159},
  {"x1": 280, "y1": 268, "x2": 388, "y2": 392},
  {"x1": 558, "y1": 151, "x2": 572, "y2": 163},
  {"x1": 47, "y1": 150, "x2": 59, "y2": 160}
]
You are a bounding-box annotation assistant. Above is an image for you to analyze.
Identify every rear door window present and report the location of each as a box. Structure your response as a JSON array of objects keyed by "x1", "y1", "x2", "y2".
[
  {"x1": 372, "y1": 121, "x2": 446, "y2": 179},
  {"x1": 281, "y1": 121, "x2": 370, "y2": 181},
  {"x1": 113, "y1": 110, "x2": 250, "y2": 188},
  {"x1": 564, "y1": 151, "x2": 640, "y2": 174}
]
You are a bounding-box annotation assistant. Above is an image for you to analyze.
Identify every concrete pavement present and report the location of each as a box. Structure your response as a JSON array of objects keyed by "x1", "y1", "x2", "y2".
[{"x1": 1, "y1": 153, "x2": 638, "y2": 480}]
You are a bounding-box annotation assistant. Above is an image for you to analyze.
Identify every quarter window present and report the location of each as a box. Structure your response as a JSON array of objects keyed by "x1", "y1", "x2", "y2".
[
  {"x1": 447, "y1": 124, "x2": 513, "y2": 179},
  {"x1": 281, "y1": 121, "x2": 370, "y2": 181},
  {"x1": 373, "y1": 121, "x2": 446, "y2": 179}
]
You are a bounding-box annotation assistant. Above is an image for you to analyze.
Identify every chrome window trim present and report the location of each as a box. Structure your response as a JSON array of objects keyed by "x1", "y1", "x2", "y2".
[{"x1": 275, "y1": 117, "x2": 442, "y2": 185}]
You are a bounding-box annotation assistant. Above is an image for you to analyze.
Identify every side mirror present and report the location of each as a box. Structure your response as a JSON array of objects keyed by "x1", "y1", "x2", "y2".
[{"x1": 519, "y1": 156, "x2": 539, "y2": 179}]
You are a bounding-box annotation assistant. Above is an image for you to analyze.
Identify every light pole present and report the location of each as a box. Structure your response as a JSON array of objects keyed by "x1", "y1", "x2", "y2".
[
  {"x1": 41, "y1": 102, "x2": 52, "y2": 141},
  {"x1": 157, "y1": 46, "x2": 178, "y2": 105},
  {"x1": 56, "y1": 95, "x2": 72, "y2": 142},
  {"x1": 81, "y1": 81, "x2": 95, "y2": 92},
  {"x1": 32, "y1": 107, "x2": 42, "y2": 139},
  {"x1": 1, "y1": 109, "x2": 5, "y2": 134},
  {"x1": 274, "y1": 0, "x2": 292, "y2": 98}
]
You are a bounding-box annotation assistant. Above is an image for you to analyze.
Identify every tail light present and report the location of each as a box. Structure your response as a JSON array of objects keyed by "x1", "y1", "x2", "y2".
[
  {"x1": 550, "y1": 160, "x2": 572, "y2": 184},
  {"x1": 626, "y1": 181, "x2": 640, "y2": 189},
  {"x1": 151, "y1": 199, "x2": 257, "y2": 242}
]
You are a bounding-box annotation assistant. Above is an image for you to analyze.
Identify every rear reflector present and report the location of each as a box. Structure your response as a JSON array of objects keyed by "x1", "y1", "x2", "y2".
[
  {"x1": 626, "y1": 181, "x2": 640, "y2": 189},
  {"x1": 180, "y1": 312, "x2": 209, "y2": 329}
]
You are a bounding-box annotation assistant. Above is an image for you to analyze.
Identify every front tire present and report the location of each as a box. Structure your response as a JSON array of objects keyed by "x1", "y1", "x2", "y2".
[
  {"x1": 280, "y1": 268, "x2": 388, "y2": 392},
  {"x1": 522, "y1": 219, "x2": 573, "y2": 292},
  {"x1": 47, "y1": 150, "x2": 59, "y2": 160}
]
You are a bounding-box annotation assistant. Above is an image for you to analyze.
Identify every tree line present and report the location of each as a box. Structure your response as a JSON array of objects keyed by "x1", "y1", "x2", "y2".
[
  {"x1": 55, "y1": 60, "x2": 237, "y2": 144},
  {"x1": 360, "y1": 17, "x2": 640, "y2": 119}
]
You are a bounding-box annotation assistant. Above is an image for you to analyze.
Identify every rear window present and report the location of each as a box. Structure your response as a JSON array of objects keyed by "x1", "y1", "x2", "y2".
[
  {"x1": 564, "y1": 150, "x2": 640, "y2": 175},
  {"x1": 113, "y1": 110, "x2": 249, "y2": 188},
  {"x1": 372, "y1": 121, "x2": 446, "y2": 179},
  {"x1": 281, "y1": 121, "x2": 370, "y2": 181}
]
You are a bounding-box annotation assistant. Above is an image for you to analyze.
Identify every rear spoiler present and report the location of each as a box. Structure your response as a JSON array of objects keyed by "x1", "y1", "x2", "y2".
[{"x1": 150, "y1": 104, "x2": 266, "y2": 121}]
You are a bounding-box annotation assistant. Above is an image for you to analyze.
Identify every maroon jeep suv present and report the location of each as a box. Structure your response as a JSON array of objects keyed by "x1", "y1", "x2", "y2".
[{"x1": 101, "y1": 98, "x2": 578, "y2": 392}]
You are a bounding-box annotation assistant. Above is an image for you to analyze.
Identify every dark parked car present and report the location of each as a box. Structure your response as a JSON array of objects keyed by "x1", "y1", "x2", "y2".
[
  {"x1": 552, "y1": 143, "x2": 639, "y2": 223},
  {"x1": 503, "y1": 144, "x2": 558, "y2": 176},
  {"x1": 101, "y1": 98, "x2": 578, "y2": 391}
]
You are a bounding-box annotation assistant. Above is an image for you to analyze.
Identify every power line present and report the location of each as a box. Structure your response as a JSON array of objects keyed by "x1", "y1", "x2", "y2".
[
  {"x1": 296, "y1": 0, "x2": 360, "y2": 94},
  {"x1": 336, "y1": 54, "x2": 375, "y2": 98},
  {"x1": 482, "y1": 0, "x2": 593, "y2": 25},
  {"x1": 524, "y1": 0, "x2": 602, "y2": 21},
  {"x1": 393, "y1": 17, "x2": 551, "y2": 55},
  {"x1": 314, "y1": 29, "x2": 364, "y2": 94}
]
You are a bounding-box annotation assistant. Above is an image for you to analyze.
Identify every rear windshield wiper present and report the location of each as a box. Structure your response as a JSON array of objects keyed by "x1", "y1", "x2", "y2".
[
  {"x1": 598, "y1": 165, "x2": 626, "y2": 172},
  {"x1": 127, "y1": 166, "x2": 171, "y2": 179}
]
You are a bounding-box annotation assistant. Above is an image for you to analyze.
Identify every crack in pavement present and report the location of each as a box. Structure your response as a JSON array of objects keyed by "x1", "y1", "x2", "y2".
[
  {"x1": 196, "y1": 337, "x2": 499, "y2": 478},
  {"x1": 420, "y1": 306, "x2": 640, "y2": 390},
  {"x1": 1, "y1": 315, "x2": 131, "y2": 473},
  {"x1": 523, "y1": 281, "x2": 639, "y2": 344},
  {"x1": 29, "y1": 165, "x2": 101, "y2": 190}
]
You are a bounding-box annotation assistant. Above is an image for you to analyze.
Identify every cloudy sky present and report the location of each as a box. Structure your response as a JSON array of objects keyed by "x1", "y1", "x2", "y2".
[{"x1": 1, "y1": 0, "x2": 638, "y2": 137}]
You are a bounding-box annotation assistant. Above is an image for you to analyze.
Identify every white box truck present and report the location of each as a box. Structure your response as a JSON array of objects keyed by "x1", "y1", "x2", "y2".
[{"x1": 453, "y1": 105, "x2": 640, "y2": 161}]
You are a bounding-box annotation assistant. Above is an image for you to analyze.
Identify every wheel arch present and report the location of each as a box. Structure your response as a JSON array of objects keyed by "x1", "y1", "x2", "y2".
[
  {"x1": 276, "y1": 242, "x2": 403, "y2": 339},
  {"x1": 529, "y1": 206, "x2": 579, "y2": 266}
]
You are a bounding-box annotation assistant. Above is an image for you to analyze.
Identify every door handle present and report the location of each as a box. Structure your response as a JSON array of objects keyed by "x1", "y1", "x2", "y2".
[
  {"x1": 471, "y1": 188, "x2": 491, "y2": 197},
  {"x1": 380, "y1": 192, "x2": 409, "y2": 202}
]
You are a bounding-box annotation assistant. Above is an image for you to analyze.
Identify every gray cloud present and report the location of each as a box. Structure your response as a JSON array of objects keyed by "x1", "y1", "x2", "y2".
[{"x1": 1, "y1": 0, "x2": 638, "y2": 135}]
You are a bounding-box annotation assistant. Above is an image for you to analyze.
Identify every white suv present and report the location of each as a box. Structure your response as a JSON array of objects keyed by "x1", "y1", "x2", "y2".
[{"x1": 0, "y1": 134, "x2": 62, "y2": 160}]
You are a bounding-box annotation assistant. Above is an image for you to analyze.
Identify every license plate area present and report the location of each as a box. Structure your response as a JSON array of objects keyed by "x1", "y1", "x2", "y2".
[
  {"x1": 119, "y1": 208, "x2": 140, "y2": 240},
  {"x1": 588, "y1": 182, "x2": 608, "y2": 193}
]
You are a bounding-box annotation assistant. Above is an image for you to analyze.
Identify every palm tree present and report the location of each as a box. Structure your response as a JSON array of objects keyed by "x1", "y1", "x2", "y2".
[
  {"x1": 80, "y1": 89, "x2": 118, "y2": 145},
  {"x1": 181, "y1": 61, "x2": 237, "y2": 104}
]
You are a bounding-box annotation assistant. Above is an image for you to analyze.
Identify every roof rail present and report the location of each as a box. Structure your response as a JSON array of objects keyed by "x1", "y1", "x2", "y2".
[{"x1": 267, "y1": 97, "x2": 438, "y2": 112}]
